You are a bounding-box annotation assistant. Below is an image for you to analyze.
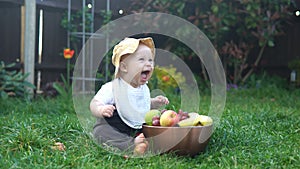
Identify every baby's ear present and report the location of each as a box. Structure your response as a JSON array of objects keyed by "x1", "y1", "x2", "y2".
[{"x1": 119, "y1": 61, "x2": 127, "y2": 73}]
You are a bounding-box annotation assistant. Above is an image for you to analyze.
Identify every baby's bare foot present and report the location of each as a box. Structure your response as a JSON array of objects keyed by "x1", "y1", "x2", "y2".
[
  {"x1": 134, "y1": 142, "x2": 148, "y2": 155},
  {"x1": 134, "y1": 133, "x2": 148, "y2": 155}
]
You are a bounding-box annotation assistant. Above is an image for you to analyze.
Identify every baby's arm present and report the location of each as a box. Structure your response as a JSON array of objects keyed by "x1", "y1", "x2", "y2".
[
  {"x1": 90, "y1": 98, "x2": 115, "y2": 118},
  {"x1": 150, "y1": 95, "x2": 169, "y2": 109}
]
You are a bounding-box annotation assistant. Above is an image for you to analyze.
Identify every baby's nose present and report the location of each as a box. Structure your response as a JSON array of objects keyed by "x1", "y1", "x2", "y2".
[{"x1": 147, "y1": 60, "x2": 154, "y2": 66}]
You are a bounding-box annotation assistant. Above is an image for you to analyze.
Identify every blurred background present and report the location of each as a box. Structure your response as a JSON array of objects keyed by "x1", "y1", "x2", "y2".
[{"x1": 0, "y1": 0, "x2": 300, "y2": 95}]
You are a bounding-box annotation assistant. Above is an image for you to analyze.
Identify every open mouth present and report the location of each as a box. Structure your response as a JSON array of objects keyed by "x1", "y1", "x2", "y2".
[{"x1": 141, "y1": 70, "x2": 151, "y2": 80}]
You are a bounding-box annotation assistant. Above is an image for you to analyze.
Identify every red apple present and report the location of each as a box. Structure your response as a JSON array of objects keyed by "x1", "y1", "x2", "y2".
[{"x1": 160, "y1": 110, "x2": 180, "y2": 127}]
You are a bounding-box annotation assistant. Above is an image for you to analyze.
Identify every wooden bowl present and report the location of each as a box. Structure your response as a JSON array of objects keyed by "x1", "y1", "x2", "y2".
[{"x1": 142, "y1": 124, "x2": 213, "y2": 156}]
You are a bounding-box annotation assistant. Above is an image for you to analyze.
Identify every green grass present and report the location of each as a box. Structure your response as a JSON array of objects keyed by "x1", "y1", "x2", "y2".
[{"x1": 0, "y1": 87, "x2": 299, "y2": 168}]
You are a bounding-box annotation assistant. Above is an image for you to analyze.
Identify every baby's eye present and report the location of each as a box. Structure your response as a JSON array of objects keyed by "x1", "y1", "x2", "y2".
[{"x1": 139, "y1": 58, "x2": 145, "y2": 61}]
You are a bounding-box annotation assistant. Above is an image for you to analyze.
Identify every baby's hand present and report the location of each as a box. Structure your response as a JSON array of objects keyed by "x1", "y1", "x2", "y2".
[
  {"x1": 151, "y1": 95, "x2": 169, "y2": 109},
  {"x1": 99, "y1": 105, "x2": 115, "y2": 117}
]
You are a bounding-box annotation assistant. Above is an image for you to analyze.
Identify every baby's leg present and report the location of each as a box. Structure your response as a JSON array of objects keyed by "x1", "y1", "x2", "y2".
[{"x1": 93, "y1": 123, "x2": 135, "y2": 152}]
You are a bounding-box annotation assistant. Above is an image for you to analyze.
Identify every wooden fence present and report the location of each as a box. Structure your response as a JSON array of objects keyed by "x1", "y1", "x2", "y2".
[
  {"x1": 0, "y1": 0, "x2": 111, "y2": 92},
  {"x1": 1, "y1": 0, "x2": 300, "y2": 92}
]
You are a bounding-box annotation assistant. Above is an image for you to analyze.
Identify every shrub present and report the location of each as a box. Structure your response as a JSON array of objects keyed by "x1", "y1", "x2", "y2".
[
  {"x1": 0, "y1": 61, "x2": 35, "y2": 99},
  {"x1": 148, "y1": 65, "x2": 186, "y2": 94},
  {"x1": 52, "y1": 75, "x2": 72, "y2": 100},
  {"x1": 244, "y1": 72, "x2": 289, "y2": 89}
]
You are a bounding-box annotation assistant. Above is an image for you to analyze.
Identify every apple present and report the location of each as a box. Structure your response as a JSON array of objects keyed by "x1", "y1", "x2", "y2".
[
  {"x1": 160, "y1": 110, "x2": 180, "y2": 127},
  {"x1": 161, "y1": 109, "x2": 167, "y2": 114},
  {"x1": 144, "y1": 109, "x2": 161, "y2": 125}
]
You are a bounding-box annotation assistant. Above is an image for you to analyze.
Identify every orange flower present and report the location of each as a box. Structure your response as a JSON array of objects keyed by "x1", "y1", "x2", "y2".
[
  {"x1": 162, "y1": 75, "x2": 170, "y2": 82},
  {"x1": 64, "y1": 48, "x2": 74, "y2": 59}
]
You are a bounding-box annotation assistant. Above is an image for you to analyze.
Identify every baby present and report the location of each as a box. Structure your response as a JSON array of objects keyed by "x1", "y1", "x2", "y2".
[{"x1": 90, "y1": 37, "x2": 169, "y2": 155}]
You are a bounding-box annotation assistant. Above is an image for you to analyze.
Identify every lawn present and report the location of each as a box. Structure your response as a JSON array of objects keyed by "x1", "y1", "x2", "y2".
[{"x1": 0, "y1": 87, "x2": 299, "y2": 168}]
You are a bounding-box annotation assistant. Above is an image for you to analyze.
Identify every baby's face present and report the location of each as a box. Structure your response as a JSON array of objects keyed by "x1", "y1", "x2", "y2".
[{"x1": 121, "y1": 44, "x2": 154, "y2": 87}]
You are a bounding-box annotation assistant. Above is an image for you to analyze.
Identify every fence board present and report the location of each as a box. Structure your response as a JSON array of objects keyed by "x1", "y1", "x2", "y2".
[{"x1": 0, "y1": 2, "x2": 21, "y2": 64}]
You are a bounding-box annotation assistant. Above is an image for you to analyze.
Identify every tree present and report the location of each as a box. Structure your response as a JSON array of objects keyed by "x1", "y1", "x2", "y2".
[{"x1": 128, "y1": 0, "x2": 292, "y2": 84}]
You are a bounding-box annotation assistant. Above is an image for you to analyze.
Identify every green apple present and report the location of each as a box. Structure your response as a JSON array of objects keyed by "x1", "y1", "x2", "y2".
[{"x1": 144, "y1": 109, "x2": 161, "y2": 125}]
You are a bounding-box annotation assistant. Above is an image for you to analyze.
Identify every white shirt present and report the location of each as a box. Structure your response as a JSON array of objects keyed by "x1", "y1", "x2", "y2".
[{"x1": 93, "y1": 78, "x2": 150, "y2": 129}]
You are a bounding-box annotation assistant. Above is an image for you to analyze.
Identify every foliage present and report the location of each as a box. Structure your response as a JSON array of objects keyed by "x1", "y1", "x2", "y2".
[
  {"x1": 99, "y1": 10, "x2": 113, "y2": 25},
  {"x1": 60, "y1": 7, "x2": 112, "y2": 55},
  {"x1": 60, "y1": 7, "x2": 94, "y2": 37},
  {"x1": 128, "y1": 0, "x2": 293, "y2": 84},
  {"x1": 60, "y1": 7, "x2": 113, "y2": 90},
  {"x1": 288, "y1": 59, "x2": 300, "y2": 70},
  {"x1": 193, "y1": 72, "x2": 211, "y2": 93},
  {"x1": 0, "y1": 61, "x2": 35, "y2": 99},
  {"x1": 208, "y1": 0, "x2": 291, "y2": 84},
  {"x1": 60, "y1": 7, "x2": 94, "y2": 57},
  {"x1": 1, "y1": 87, "x2": 299, "y2": 168},
  {"x1": 148, "y1": 65, "x2": 186, "y2": 93},
  {"x1": 242, "y1": 72, "x2": 289, "y2": 89},
  {"x1": 53, "y1": 75, "x2": 72, "y2": 101}
]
